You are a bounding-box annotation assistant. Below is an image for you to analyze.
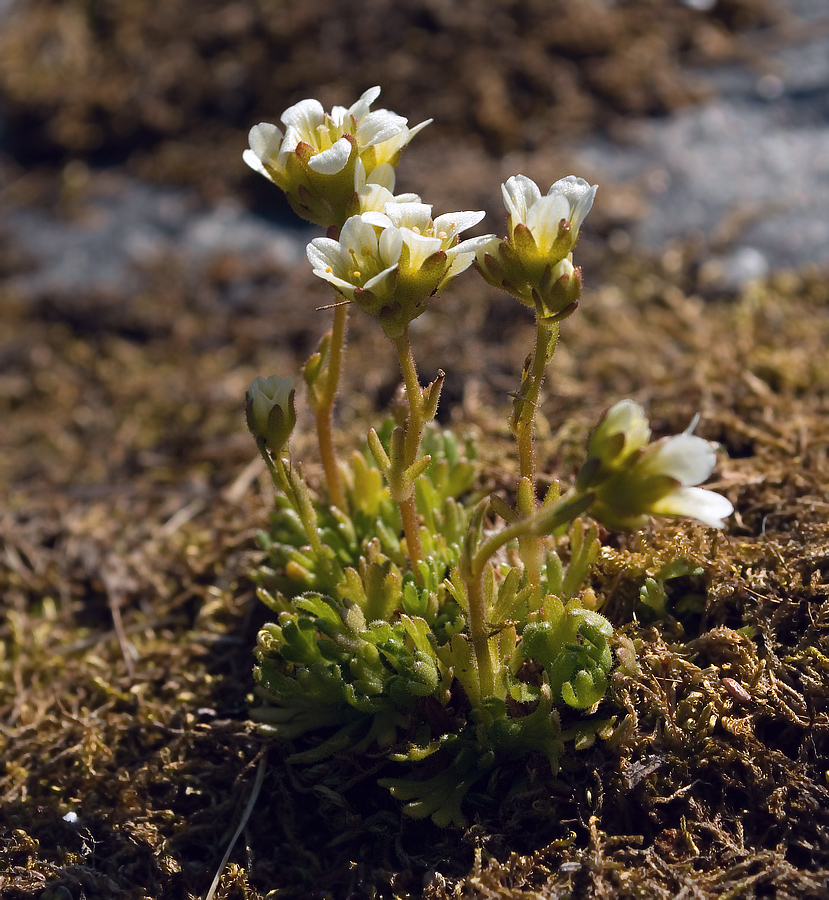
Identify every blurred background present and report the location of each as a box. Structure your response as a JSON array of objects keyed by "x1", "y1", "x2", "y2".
[{"x1": 1, "y1": 0, "x2": 827, "y2": 496}]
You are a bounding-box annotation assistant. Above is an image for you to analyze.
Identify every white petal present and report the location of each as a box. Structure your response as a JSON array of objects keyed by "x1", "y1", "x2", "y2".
[
  {"x1": 502, "y1": 175, "x2": 542, "y2": 225},
  {"x1": 247, "y1": 122, "x2": 284, "y2": 163},
  {"x1": 280, "y1": 98, "x2": 325, "y2": 132},
  {"x1": 316, "y1": 271, "x2": 358, "y2": 297},
  {"x1": 652, "y1": 487, "x2": 733, "y2": 529},
  {"x1": 474, "y1": 234, "x2": 505, "y2": 265},
  {"x1": 243, "y1": 148, "x2": 268, "y2": 177},
  {"x1": 379, "y1": 227, "x2": 404, "y2": 266},
  {"x1": 549, "y1": 176, "x2": 597, "y2": 234},
  {"x1": 525, "y1": 194, "x2": 570, "y2": 249},
  {"x1": 356, "y1": 186, "x2": 395, "y2": 216},
  {"x1": 340, "y1": 215, "x2": 381, "y2": 256},
  {"x1": 357, "y1": 110, "x2": 408, "y2": 146},
  {"x1": 362, "y1": 210, "x2": 394, "y2": 228},
  {"x1": 433, "y1": 210, "x2": 486, "y2": 240},
  {"x1": 407, "y1": 118, "x2": 432, "y2": 140},
  {"x1": 364, "y1": 264, "x2": 399, "y2": 293},
  {"x1": 401, "y1": 229, "x2": 443, "y2": 269},
  {"x1": 455, "y1": 233, "x2": 496, "y2": 255},
  {"x1": 278, "y1": 125, "x2": 302, "y2": 164},
  {"x1": 307, "y1": 238, "x2": 345, "y2": 274},
  {"x1": 645, "y1": 434, "x2": 716, "y2": 486},
  {"x1": 307, "y1": 136, "x2": 353, "y2": 174},
  {"x1": 348, "y1": 86, "x2": 382, "y2": 122},
  {"x1": 384, "y1": 202, "x2": 433, "y2": 230},
  {"x1": 440, "y1": 249, "x2": 476, "y2": 284},
  {"x1": 366, "y1": 162, "x2": 396, "y2": 191}
]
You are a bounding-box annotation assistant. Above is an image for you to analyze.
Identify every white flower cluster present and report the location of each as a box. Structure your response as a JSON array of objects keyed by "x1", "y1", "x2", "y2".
[
  {"x1": 244, "y1": 87, "x2": 430, "y2": 227},
  {"x1": 306, "y1": 200, "x2": 490, "y2": 337},
  {"x1": 244, "y1": 89, "x2": 733, "y2": 533},
  {"x1": 476, "y1": 175, "x2": 597, "y2": 320}
]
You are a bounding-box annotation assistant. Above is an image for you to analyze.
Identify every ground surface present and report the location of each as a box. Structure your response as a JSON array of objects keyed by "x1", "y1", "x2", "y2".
[{"x1": 2, "y1": 1, "x2": 829, "y2": 898}]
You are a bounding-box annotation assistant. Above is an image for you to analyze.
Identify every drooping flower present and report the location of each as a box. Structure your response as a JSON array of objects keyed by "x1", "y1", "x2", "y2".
[
  {"x1": 245, "y1": 375, "x2": 297, "y2": 456},
  {"x1": 476, "y1": 174, "x2": 597, "y2": 321},
  {"x1": 307, "y1": 201, "x2": 491, "y2": 337},
  {"x1": 578, "y1": 401, "x2": 733, "y2": 530},
  {"x1": 244, "y1": 87, "x2": 431, "y2": 228}
]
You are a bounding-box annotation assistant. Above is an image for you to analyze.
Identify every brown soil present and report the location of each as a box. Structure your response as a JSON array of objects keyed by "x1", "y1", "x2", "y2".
[{"x1": 2, "y1": 2, "x2": 829, "y2": 899}]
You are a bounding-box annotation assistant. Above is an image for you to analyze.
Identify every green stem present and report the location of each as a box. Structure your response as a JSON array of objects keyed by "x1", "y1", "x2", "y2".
[
  {"x1": 471, "y1": 492, "x2": 593, "y2": 586},
  {"x1": 510, "y1": 316, "x2": 559, "y2": 586},
  {"x1": 466, "y1": 568, "x2": 495, "y2": 699},
  {"x1": 460, "y1": 491, "x2": 593, "y2": 707},
  {"x1": 315, "y1": 302, "x2": 349, "y2": 511},
  {"x1": 391, "y1": 327, "x2": 428, "y2": 583},
  {"x1": 272, "y1": 455, "x2": 326, "y2": 558},
  {"x1": 393, "y1": 328, "x2": 426, "y2": 467},
  {"x1": 398, "y1": 493, "x2": 425, "y2": 583}
]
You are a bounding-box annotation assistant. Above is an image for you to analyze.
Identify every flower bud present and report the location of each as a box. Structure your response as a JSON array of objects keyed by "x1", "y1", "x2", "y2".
[{"x1": 246, "y1": 375, "x2": 297, "y2": 455}]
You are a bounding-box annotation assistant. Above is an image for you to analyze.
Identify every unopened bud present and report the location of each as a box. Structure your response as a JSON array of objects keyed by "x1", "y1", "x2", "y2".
[{"x1": 246, "y1": 375, "x2": 297, "y2": 455}]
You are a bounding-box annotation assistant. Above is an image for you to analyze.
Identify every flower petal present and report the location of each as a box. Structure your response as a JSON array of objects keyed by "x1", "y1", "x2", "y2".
[
  {"x1": 384, "y1": 202, "x2": 433, "y2": 230},
  {"x1": 433, "y1": 210, "x2": 486, "y2": 241},
  {"x1": 348, "y1": 86, "x2": 382, "y2": 122},
  {"x1": 357, "y1": 110, "x2": 409, "y2": 146},
  {"x1": 247, "y1": 122, "x2": 284, "y2": 163},
  {"x1": 280, "y1": 98, "x2": 325, "y2": 132},
  {"x1": 400, "y1": 229, "x2": 443, "y2": 269},
  {"x1": 651, "y1": 487, "x2": 734, "y2": 529},
  {"x1": 379, "y1": 226, "x2": 404, "y2": 266},
  {"x1": 502, "y1": 175, "x2": 542, "y2": 226},
  {"x1": 643, "y1": 434, "x2": 717, "y2": 486},
  {"x1": 306, "y1": 237, "x2": 343, "y2": 273},
  {"x1": 307, "y1": 136, "x2": 353, "y2": 174},
  {"x1": 525, "y1": 194, "x2": 570, "y2": 250},
  {"x1": 548, "y1": 176, "x2": 597, "y2": 234}
]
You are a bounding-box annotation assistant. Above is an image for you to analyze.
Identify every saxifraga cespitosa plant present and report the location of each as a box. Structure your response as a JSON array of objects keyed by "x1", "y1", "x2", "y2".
[{"x1": 242, "y1": 87, "x2": 734, "y2": 827}]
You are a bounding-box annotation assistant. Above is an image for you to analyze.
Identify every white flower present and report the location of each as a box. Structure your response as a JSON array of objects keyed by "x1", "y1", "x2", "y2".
[
  {"x1": 244, "y1": 87, "x2": 431, "y2": 227},
  {"x1": 502, "y1": 175, "x2": 596, "y2": 253},
  {"x1": 476, "y1": 173, "x2": 596, "y2": 319},
  {"x1": 307, "y1": 203, "x2": 491, "y2": 337},
  {"x1": 581, "y1": 402, "x2": 733, "y2": 530}
]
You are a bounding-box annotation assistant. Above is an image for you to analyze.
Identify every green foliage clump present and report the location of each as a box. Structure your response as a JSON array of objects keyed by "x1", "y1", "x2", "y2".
[{"x1": 250, "y1": 427, "x2": 615, "y2": 825}]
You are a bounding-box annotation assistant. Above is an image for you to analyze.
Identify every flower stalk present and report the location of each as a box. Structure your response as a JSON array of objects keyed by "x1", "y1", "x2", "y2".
[
  {"x1": 312, "y1": 301, "x2": 349, "y2": 511},
  {"x1": 511, "y1": 316, "x2": 560, "y2": 586}
]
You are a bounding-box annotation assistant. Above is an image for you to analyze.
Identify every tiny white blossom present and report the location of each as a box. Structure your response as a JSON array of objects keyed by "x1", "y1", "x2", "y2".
[
  {"x1": 244, "y1": 87, "x2": 431, "y2": 227},
  {"x1": 639, "y1": 434, "x2": 734, "y2": 529},
  {"x1": 581, "y1": 401, "x2": 733, "y2": 531},
  {"x1": 476, "y1": 173, "x2": 596, "y2": 320},
  {"x1": 307, "y1": 204, "x2": 492, "y2": 336}
]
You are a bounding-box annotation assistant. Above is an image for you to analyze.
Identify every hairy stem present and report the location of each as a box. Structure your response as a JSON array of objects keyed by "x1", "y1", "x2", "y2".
[
  {"x1": 387, "y1": 327, "x2": 428, "y2": 583},
  {"x1": 398, "y1": 493, "x2": 425, "y2": 583},
  {"x1": 466, "y1": 568, "x2": 495, "y2": 699},
  {"x1": 274, "y1": 456, "x2": 326, "y2": 558},
  {"x1": 315, "y1": 302, "x2": 349, "y2": 511},
  {"x1": 511, "y1": 317, "x2": 559, "y2": 586},
  {"x1": 393, "y1": 328, "x2": 426, "y2": 468}
]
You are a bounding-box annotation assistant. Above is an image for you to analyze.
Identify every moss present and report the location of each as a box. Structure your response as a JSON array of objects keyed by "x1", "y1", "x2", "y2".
[{"x1": 2, "y1": 1, "x2": 828, "y2": 896}]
